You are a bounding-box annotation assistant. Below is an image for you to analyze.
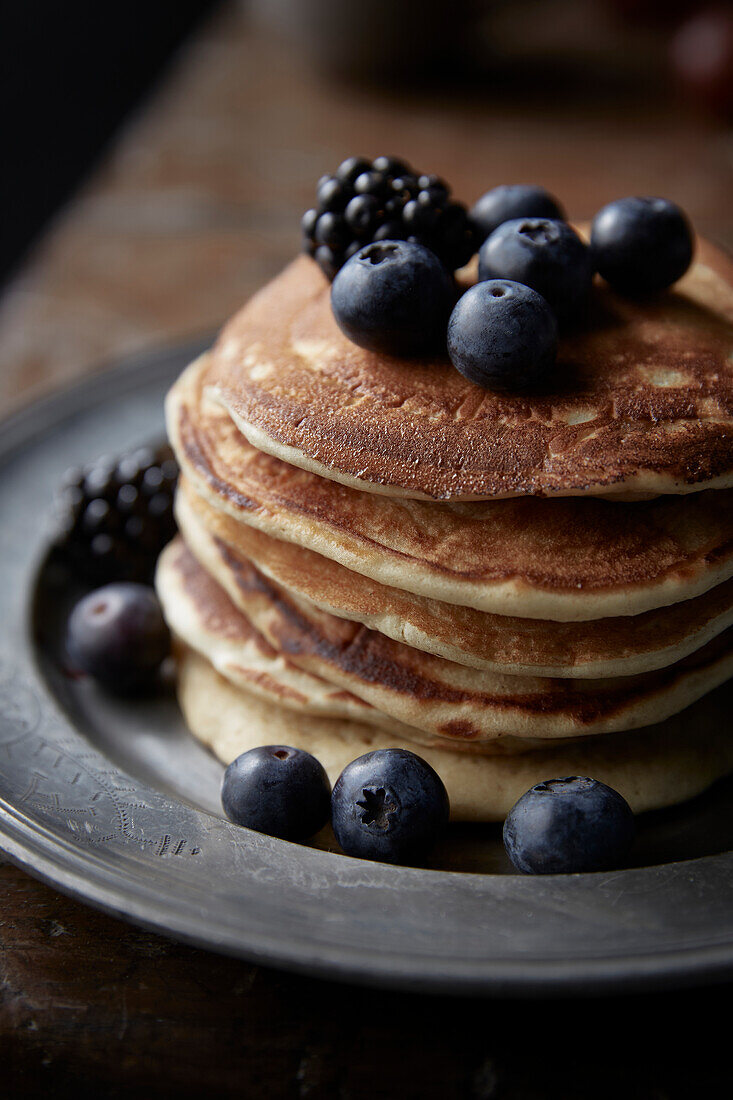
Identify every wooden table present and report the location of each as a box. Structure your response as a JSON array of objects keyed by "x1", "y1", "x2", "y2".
[{"x1": 2, "y1": 5, "x2": 732, "y2": 1095}]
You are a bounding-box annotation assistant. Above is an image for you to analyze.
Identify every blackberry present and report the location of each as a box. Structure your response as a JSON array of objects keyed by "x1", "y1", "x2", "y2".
[
  {"x1": 302, "y1": 156, "x2": 479, "y2": 278},
  {"x1": 54, "y1": 443, "x2": 178, "y2": 585}
]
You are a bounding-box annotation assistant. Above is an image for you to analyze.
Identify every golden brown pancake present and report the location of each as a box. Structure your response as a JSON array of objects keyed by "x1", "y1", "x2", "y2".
[
  {"x1": 155, "y1": 537, "x2": 389, "y2": 727},
  {"x1": 158, "y1": 537, "x2": 572, "y2": 756},
  {"x1": 170, "y1": 517, "x2": 733, "y2": 747},
  {"x1": 179, "y1": 648, "x2": 733, "y2": 820},
  {"x1": 168, "y1": 356, "x2": 733, "y2": 620},
  {"x1": 177, "y1": 477, "x2": 733, "y2": 679},
  {"x1": 202, "y1": 241, "x2": 733, "y2": 501}
]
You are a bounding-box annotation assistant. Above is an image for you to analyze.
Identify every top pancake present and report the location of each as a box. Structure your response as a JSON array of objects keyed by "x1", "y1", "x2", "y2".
[
  {"x1": 203, "y1": 242, "x2": 733, "y2": 501},
  {"x1": 167, "y1": 356, "x2": 733, "y2": 621}
]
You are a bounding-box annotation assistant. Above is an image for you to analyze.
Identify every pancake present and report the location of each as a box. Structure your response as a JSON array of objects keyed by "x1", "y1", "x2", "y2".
[
  {"x1": 202, "y1": 241, "x2": 733, "y2": 501},
  {"x1": 177, "y1": 477, "x2": 733, "y2": 679},
  {"x1": 179, "y1": 647, "x2": 733, "y2": 821},
  {"x1": 171, "y1": 516, "x2": 733, "y2": 746},
  {"x1": 168, "y1": 356, "x2": 733, "y2": 620},
  {"x1": 155, "y1": 537, "x2": 381, "y2": 727},
  {"x1": 158, "y1": 537, "x2": 571, "y2": 756}
]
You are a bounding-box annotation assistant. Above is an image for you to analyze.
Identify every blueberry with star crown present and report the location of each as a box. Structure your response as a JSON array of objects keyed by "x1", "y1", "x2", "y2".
[
  {"x1": 331, "y1": 748, "x2": 450, "y2": 865},
  {"x1": 478, "y1": 217, "x2": 592, "y2": 322}
]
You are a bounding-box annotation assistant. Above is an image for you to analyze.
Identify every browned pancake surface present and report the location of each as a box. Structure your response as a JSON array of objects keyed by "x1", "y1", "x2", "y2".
[
  {"x1": 175, "y1": 516, "x2": 733, "y2": 745},
  {"x1": 163, "y1": 538, "x2": 580, "y2": 754},
  {"x1": 177, "y1": 478, "x2": 733, "y2": 678},
  {"x1": 204, "y1": 241, "x2": 733, "y2": 500},
  {"x1": 168, "y1": 358, "x2": 733, "y2": 618}
]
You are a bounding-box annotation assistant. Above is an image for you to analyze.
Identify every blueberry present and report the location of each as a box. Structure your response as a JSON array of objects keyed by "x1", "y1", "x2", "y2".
[
  {"x1": 590, "y1": 196, "x2": 694, "y2": 295},
  {"x1": 221, "y1": 746, "x2": 331, "y2": 841},
  {"x1": 66, "y1": 583, "x2": 170, "y2": 693},
  {"x1": 331, "y1": 748, "x2": 449, "y2": 865},
  {"x1": 478, "y1": 218, "x2": 592, "y2": 322},
  {"x1": 471, "y1": 185, "x2": 565, "y2": 242},
  {"x1": 503, "y1": 776, "x2": 636, "y2": 875},
  {"x1": 447, "y1": 280, "x2": 558, "y2": 391},
  {"x1": 330, "y1": 240, "x2": 453, "y2": 356}
]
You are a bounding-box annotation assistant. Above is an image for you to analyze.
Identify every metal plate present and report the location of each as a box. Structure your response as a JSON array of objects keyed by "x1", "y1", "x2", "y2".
[{"x1": 2, "y1": 340, "x2": 733, "y2": 997}]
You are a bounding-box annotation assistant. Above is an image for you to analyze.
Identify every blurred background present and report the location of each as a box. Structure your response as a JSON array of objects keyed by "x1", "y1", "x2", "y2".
[{"x1": 1, "y1": 0, "x2": 732, "y2": 404}]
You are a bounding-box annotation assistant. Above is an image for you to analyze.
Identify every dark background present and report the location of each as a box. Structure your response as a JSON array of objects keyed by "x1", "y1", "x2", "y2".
[
  {"x1": 1, "y1": 0, "x2": 221, "y2": 283},
  {"x1": 4, "y1": 0, "x2": 733, "y2": 285}
]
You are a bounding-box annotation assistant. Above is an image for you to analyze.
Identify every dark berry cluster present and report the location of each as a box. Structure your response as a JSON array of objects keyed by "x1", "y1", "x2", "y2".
[
  {"x1": 302, "y1": 156, "x2": 479, "y2": 279},
  {"x1": 55, "y1": 443, "x2": 178, "y2": 585},
  {"x1": 327, "y1": 171, "x2": 694, "y2": 394}
]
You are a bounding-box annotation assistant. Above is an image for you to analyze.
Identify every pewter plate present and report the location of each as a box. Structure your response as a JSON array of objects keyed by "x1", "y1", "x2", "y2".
[{"x1": 2, "y1": 341, "x2": 733, "y2": 997}]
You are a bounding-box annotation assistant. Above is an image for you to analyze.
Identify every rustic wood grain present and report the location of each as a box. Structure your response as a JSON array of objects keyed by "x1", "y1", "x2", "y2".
[
  {"x1": 1, "y1": 4, "x2": 732, "y2": 1096},
  {"x1": 1, "y1": 853, "x2": 729, "y2": 1099}
]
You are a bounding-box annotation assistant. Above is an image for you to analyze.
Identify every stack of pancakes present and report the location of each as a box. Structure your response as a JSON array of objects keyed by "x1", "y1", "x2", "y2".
[{"x1": 156, "y1": 240, "x2": 733, "y2": 821}]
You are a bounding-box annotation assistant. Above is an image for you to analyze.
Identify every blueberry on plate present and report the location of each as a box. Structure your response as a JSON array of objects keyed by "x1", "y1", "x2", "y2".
[
  {"x1": 503, "y1": 776, "x2": 636, "y2": 875},
  {"x1": 590, "y1": 196, "x2": 694, "y2": 295},
  {"x1": 331, "y1": 748, "x2": 450, "y2": 865},
  {"x1": 66, "y1": 582, "x2": 170, "y2": 693},
  {"x1": 330, "y1": 239, "x2": 453, "y2": 356},
  {"x1": 221, "y1": 746, "x2": 331, "y2": 841},
  {"x1": 478, "y1": 218, "x2": 592, "y2": 322},
  {"x1": 447, "y1": 280, "x2": 558, "y2": 392},
  {"x1": 470, "y1": 184, "x2": 565, "y2": 243}
]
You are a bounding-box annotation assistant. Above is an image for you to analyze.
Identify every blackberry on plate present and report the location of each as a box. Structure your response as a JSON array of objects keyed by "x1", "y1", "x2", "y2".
[
  {"x1": 55, "y1": 443, "x2": 179, "y2": 585},
  {"x1": 302, "y1": 155, "x2": 479, "y2": 278}
]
